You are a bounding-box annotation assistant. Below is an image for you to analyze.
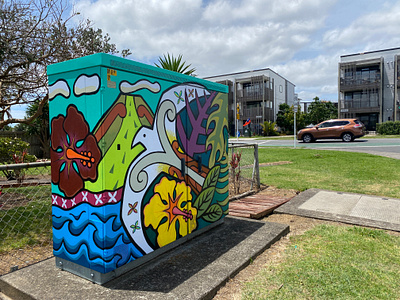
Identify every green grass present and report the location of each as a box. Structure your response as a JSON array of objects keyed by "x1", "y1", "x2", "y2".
[
  {"x1": 258, "y1": 147, "x2": 400, "y2": 198},
  {"x1": 243, "y1": 225, "x2": 400, "y2": 299},
  {"x1": 245, "y1": 148, "x2": 400, "y2": 299},
  {"x1": 364, "y1": 134, "x2": 400, "y2": 139}
]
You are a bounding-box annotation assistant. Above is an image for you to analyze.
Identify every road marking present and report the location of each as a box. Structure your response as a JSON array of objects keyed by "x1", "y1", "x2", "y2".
[
  {"x1": 306, "y1": 145, "x2": 400, "y2": 149},
  {"x1": 258, "y1": 141, "x2": 271, "y2": 145}
]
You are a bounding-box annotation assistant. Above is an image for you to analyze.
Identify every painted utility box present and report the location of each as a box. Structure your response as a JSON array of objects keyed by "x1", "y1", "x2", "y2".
[{"x1": 47, "y1": 53, "x2": 229, "y2": 284}]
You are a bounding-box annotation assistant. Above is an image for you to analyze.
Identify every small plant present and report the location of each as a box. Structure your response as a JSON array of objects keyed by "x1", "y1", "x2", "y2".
[
  {"x1": 230, "y1": 150, "x2": 242, "y2": 194},
  {"x1": 262, "y1": 121, "x2": 279, "y2": 136}
]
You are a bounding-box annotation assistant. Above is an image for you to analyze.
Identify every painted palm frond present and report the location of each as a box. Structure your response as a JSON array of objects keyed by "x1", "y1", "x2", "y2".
[{"x1": 155, "y1": 53, "x2": 196, "y2": 76}]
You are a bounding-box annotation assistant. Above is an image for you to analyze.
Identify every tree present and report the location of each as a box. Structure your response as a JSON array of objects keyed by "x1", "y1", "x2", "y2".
[
  {"x1": 276, "y1": 103, "x2": 307, "y2": 134},
  {"x1": 0, "y1": 0, "x2": 130, "y2": 129},
  {"x1": 155, "y1": 53, "x2": 196, "y2": 75},
  {"x1": 276, "y1": 103, "x2": 291, "y2": 133},
  {"x1": 25, "y1": 98, "x2": 50, "y2": 158},
  {"x1": 306, "y1": 97, "x2": 338, "y2": 125}
]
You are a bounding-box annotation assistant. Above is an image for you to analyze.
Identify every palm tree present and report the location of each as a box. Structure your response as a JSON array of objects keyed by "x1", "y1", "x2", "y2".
[{"x1": 155, "y1": 53, "x2": 196, "y2": 76}]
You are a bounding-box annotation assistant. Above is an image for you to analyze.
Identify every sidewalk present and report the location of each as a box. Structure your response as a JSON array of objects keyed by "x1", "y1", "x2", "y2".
[{"x1": 275, "y1": 188, "x2": 400, "y2": 232}]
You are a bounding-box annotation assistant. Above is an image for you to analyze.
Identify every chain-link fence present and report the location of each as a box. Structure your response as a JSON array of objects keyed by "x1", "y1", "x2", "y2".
[
  {"x1": 228, "y1": 142, "x2": 261, "y2": 199},
  {"x1": 0, "y1": 161, "x2": 52, "y2": 276}
]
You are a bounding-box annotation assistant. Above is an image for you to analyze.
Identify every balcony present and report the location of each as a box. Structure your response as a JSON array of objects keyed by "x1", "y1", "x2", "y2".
[
  {"x1": 339, "y1": 78, "x2": 381, "y2": 92},
  {"x1": 237, "y1": 88, "x2": 273, "y2": 102},
  {"x1": 241, "y1": 107, "x2": 274, "y2": 121},
  {"x1": 341, "y1": 100, "x2": 380, "y2": 113}
]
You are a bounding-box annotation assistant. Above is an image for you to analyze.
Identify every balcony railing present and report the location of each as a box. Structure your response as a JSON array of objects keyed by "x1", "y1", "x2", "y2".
[
  {"x1": 341, "y1": 100, "x2": 379, "y2": 111},
  {"x1": 236, "y1": 88, "x2": 273, "y2": 101},
  {"x1": 339, "y1": 78, "x2": 381, "y2": 91},
  {"x1": 241, "y1": 107, "x2": 274, "y2": 121}
]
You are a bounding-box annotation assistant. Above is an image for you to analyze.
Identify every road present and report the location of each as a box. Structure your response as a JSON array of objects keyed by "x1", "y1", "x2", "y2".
[{"x1": 230, "y1": 137, "x2": 400, "y2": 160}]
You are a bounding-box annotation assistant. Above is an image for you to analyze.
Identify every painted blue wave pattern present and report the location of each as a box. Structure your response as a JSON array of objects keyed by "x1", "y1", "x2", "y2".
[{"x1": 52, "y1": 202, "x2": 143, "y2": 273}]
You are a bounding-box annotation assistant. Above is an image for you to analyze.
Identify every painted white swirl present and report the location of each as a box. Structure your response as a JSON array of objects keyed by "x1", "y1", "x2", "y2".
[
  {"x1": 120, "y1": 80, "x2": 161, "y2": 94},
  {"x1": 49, "y1": 80, "x2": 70, "y2": 100},
  {"x1": 74, "y1": 74, "x2": 100, "y2": 96}
]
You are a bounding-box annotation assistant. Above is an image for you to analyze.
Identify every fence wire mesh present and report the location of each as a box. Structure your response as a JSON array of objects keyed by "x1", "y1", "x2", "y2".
[
  {"x1": 228, "y1": 142, "x2": 260, "y2": 198},
  {"x1": 0, "y1": 161, "x2": 52, "y2": 276}
]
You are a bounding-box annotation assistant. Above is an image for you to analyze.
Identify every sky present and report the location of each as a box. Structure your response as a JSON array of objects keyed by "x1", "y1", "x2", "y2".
[{"x1": 12, "y1": 0, "x2": 400, "y2": 120}]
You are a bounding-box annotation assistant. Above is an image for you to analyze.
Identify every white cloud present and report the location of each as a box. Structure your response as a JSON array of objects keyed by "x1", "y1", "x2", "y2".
[
  {"x1": 72, "y1": 0, "x2": 400, "y2": 101},
  {"x1": 323, "y1": 1, "x2": 400, "y2": 51},
  {"x1": 74, "y1": 0, "x2": 334, "y2": 70}
]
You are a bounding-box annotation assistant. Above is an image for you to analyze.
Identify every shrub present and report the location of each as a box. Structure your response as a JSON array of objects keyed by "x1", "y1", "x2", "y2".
[
  {"x1": 0, "y1": 137, "x2": 37, "y2": 181},
  {"x1": 230, "y1": 150, "x2": 241, "y2": 194},
  {"x1": 0, "y1": 137, "x2": 36, "y2": 163},
  {"x1": 262, "y1": 121, "x2": 279, "y2": 136},
  {"x1": 376, "y1": 121, "x2": 400, "y2": 135}
]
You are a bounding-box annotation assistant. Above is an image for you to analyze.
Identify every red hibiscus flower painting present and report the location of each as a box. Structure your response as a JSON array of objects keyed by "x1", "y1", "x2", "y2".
[{"x1": 50, "y1": 105, "x2": 101, "y2": 198}]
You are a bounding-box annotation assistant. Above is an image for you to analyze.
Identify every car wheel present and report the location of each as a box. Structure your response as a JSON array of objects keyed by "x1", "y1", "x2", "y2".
[
  {"x1": 342, "y1": 132, "x2": 354, "y2": 142},
  {"x1": 302, "y1": 134, "x2": 313, "y2": 143}
]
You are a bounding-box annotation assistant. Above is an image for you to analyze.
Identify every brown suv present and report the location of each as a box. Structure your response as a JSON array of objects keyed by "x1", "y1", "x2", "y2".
[{"x1": 297, "y1": 119, "x2": 365, "y2": 143}]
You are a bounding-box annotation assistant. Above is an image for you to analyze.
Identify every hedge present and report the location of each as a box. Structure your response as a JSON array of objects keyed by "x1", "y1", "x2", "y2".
[{"x1": 376, "y1": 121, "x2": 400, "y2": 135}]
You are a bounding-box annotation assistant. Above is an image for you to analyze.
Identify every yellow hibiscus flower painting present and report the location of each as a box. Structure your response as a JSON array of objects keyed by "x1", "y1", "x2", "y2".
[{"x1": 144, "y1": 177, "x2": 198, "y2": 247}]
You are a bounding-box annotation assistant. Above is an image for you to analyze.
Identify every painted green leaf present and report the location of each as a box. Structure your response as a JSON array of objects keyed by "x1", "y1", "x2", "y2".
[
  {"x1": 206, "y1": 93, "x2": 229, "y2": 168},
  {"x1": 203, "y1": 165, "x2": 220, "y2": 189},
  {"x1": 193, "y1": 187, "x2": 215, "y2": 217},
  {"x1": 202, "y1": 204, "x2": 223, "y2": 223}
]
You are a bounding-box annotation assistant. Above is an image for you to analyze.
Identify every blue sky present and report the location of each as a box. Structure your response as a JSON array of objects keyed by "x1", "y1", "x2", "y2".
[{"x1": 13, "y1": 0, "x2": 400, "y2": 120}]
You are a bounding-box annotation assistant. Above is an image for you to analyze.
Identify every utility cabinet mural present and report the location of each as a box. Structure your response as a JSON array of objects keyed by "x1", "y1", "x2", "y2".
[{"x1": 47, "y1": 53, "x2": 229, "y2": 283}]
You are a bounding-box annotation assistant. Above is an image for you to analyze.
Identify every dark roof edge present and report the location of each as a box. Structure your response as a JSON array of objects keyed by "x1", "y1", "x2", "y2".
[
  {"x1": 203, "y1": 68, "x2": 272, "y2": 79},
  {"x1": 203, "y1": 68, "x2": 295, "y2": 86},
  {"x1": 341, "y1": 47, "x2": 400, "y2": 58}
]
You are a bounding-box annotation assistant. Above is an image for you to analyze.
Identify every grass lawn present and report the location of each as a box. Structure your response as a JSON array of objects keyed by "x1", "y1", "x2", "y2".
[
  {"x1": 363, "y1": 134, "x2": 400, "y2": 139},
  {"x1": 257, "y1": 147, "x2": 400, "y2": 198},
  {"x1": 239, "y1": 148, "x2": 400, "y2": 299},
  {"x1": 243, "y1": 225, "x2": 400, "y2": 299}
]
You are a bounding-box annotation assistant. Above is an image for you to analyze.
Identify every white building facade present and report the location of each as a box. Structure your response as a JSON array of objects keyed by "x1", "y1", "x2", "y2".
[{"x1": 204, "y1": 69, "x2": 295, "y2": 136}]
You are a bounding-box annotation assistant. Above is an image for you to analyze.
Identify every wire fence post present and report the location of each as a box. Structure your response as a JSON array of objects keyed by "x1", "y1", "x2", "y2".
[{"x1": 252, "y1": 143, "x2": 260, "y2": 190}]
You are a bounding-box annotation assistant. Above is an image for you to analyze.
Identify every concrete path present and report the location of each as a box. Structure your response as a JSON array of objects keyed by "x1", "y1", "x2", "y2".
[
  {"x1": 0, "y1": 217, "x2": 288, "y2": 300},
  {"x1": 275, "y1": 188, "x2": 400, "y2": 232}
]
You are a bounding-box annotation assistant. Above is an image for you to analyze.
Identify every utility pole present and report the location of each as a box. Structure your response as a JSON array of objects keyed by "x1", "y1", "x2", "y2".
[
  {"x1": 293, "y1": 95, "x2": 299, "y2": 149},
  {"x1": 234, "y1": 79, "x2": 238, "y2": 141},
  {"x1": 236, "y1": 102, "x2": 240, "y2": 141}
]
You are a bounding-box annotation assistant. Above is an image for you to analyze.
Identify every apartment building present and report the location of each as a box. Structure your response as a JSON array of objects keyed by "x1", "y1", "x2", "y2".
[
  {"x1": 338, "y1": 47, "x2": 400, "y2": 131},
  {"x1": 204, "y1": 69, "x2": 295, "y2": 136}
]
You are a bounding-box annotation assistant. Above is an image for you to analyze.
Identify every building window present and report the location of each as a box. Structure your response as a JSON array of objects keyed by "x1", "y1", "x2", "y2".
[
  {"x1": 243, "y1": 82, "x2": 262, "y2": 97},
  {"x1": 344, "y1": 91, "x2": 379, "y2": 108},
  {"x1": 343, "y1": 66, "x2": 380, "y2": 84}
]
